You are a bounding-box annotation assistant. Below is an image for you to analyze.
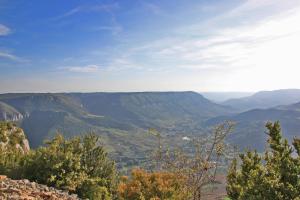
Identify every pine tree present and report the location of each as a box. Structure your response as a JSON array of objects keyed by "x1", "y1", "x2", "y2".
[{"x1": 227, "y1": 122, "x2": 300, "y2": 200}]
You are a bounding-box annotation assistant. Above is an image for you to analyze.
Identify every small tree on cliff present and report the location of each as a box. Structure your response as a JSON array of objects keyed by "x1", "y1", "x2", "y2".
[
  {"x1": 227, "y1": 121, "x2": 300, "y2": 200},
  {"x1": 118, "y1": 168, "x2": 186, "y2": 200},
  {"x1": 151, "y1": 121, "x2": 235, "y2": 200}
]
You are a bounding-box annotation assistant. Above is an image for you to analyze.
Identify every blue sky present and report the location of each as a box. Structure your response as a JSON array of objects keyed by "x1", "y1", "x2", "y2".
[{"x1": 1, "y1": 0, "x2": 300, "y2": 93}]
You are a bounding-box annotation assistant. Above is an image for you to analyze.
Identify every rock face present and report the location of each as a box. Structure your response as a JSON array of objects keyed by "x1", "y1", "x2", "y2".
[
  {"x1": 0, "y1": 102, "x2": 23, "y2": 122},
  {"x1": 1, "y1": 112, "x2": 23, "y2": 122},
  {"x1": 0, "y1": 175, "x2": 80, "y2": 200},
  {"x1": 0, "y1": 122, "x2": 30, "y2": 154}
]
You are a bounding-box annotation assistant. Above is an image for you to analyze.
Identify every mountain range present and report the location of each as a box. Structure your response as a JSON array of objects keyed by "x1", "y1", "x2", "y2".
[
  {"x1": 201, "y1": 92, "x2": 253, "y2": 103},
  {"x1": 206, "y1": 104, "x2": 300, "y2": 151},
  {"x1": 222, "y1": 89, "x2": 300, "y2": 111},
  {"x1": 1, "y1": 89, "x2": 300, "y2": 167},
  {"x1": 0, "y1": 92, "x2": 232, "y2": 169}
]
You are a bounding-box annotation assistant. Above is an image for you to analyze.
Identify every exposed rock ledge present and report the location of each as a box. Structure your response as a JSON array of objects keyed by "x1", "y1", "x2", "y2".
[
  {"x1": 0, "y1": 175, "x2": 80, "y2": 200},
  {"x1": 0, "y1": 122, "x2": 30, "y2": 154}
]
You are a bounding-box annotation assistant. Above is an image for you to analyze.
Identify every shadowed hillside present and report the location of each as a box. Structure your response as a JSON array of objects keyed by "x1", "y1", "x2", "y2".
[
  {"x1": 206, "y1": 101, "x2": 300, "y2": 151},
  {"x1": 222, "y1": 89, "x2": 300, "y2": 111}
]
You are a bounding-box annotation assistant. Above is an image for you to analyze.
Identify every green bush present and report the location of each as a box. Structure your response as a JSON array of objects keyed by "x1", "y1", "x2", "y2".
[
  {"x1": 227, "y1": 122, "x2": 300, "y2": 200},
  {"x1": 77, "y1": 179, "x2": 112, "y2": 200},
  {"x1": 0, "y1": 147, "x2": 24, "y2": 178},
  {"x1": 22, "y1": 134, "x2": 118, "y2": 199},
  {"x1": 0, "y1": 122, "x2": 26, "y2": 178},
  {"x1": 0, "y1": 122, "x2": 118, "y2": 199}
]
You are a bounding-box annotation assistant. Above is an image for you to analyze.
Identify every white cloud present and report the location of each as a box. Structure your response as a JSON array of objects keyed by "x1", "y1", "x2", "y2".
[
  {"x1": 0, "y1": 52, "x2": 27, "y2": 62},
  {"x1": 147, "y1": 4, "x2": 300, "y2": 69},
  {"x1": 0, "y1": 52, "x2": 17, "y2": 60},
  {"x1": 229, "y1": 0, "x2": 299, "y2": 15},
  {"x1": 62, "y1": 65, "x2": 100, "y2": 73},
  {"x1": 23, "y1": 0, "x2": 300, "y2": 92},
  {"x1": 0, "y1": 24, "x2": 11, "y2": 36},
  {"x1": 106, "y1": 0, "x2": 300, "y2": 91}
]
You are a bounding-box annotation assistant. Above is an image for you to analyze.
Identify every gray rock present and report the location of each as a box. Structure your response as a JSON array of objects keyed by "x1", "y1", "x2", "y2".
[{"x1": 0, "y1": 176, "x2": 80, "y2": 200}]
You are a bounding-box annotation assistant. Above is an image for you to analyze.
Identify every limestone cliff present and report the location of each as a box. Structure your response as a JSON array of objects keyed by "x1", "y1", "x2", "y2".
[
  {"x1": 0, "y1": 122, "x2": 30, "y2": 153},
  {"x1": 0, "y1": 102, "x2": 23, "y2": 122}
]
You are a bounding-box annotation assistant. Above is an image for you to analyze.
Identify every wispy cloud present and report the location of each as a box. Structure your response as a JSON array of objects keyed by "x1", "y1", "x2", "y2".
[
  {"x1": 0, "y1": 52, "x2": 17, "y2": 60},
  {"x1": 58, "y1": 7, "x2": 81, "y2": 18},
  {"x1": 102, "y1": 0, "x2": 300, "y2": 91},
  {"x1": 116, "y1": 0, "x2": 300, "y2": 73},
  {"x1": 55, "y1": 3, "x2": 119, "y2": 20},
  {"x1": 228, "y1": 0, "x2": 296, "y2": 16},
  {"x1": 143, "y1": 2, "x2": 164, "y2": 15},
  {"x1": 177, "y1": 0, "x2": 300, "y2": 35},
  {"x1": 92, "y1": 15, "x2": 123, "y2": 35},
  {"x1": 94, "y1": 25, "x2": 122, "y2": 35},
  {"x1": 54, "y1": 2, "x2": 123, "y2": 35},
  {"x1": 0, "y1": 24, "x2": 11, "y2": 36},
  {"x1": 93, "y1": 25, "x2": 122, "y2": 32},
  {"x1": 0, "y1": 52, "x2": 27, "y2": 62},
  {"x1": 62, "y1": 64, "x2": 100, "y2": 73}
]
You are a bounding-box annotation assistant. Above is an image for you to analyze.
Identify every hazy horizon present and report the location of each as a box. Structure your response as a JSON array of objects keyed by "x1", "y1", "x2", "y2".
[
  {"x1": 0, "y1": 90, "x2": 254, "y2": 94},
  {"x1": 1, "y1": 0, "x2": 300, "y2": 93},
  {"x1": 1, "y1": 88, "x2": 300, "y2": 95}
]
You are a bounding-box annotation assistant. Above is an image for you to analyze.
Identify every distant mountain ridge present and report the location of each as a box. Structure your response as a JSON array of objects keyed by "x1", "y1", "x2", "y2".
[
  {"x1": 206, "y1": 101, "x2": 300, "y2": 151},
  {"x1": 1, "y1": 90, "x2": 300, "y2": 162},
  {"x1": 73, "y1": 92, "x2": 232, "y2": 127},
  {"x1": 0, "y1": 92, "x2": 233, "y2": 168},
  {"x1": 201, "y1": 92, "x2": 253, "y2": 102},
  {"x1": 222, "y1": 89, "x2": 300, "y2": 111},
  {"x1": 0, "y1": 92, "x2": 232, "y2": 131}
]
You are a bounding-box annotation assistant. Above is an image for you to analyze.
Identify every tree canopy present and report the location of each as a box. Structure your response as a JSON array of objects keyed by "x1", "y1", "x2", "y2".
[
  {"x1": 227, "y1": 122, "x2": 300, "y2": 200},
  {"x1": 23, "y1": 134, "x2": 117, "y2": 199}
]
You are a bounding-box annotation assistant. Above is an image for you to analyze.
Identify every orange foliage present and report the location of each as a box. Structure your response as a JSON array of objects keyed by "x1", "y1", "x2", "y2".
[{"x1": 118, "y1": 168, "x2": 188, "y2": 200}]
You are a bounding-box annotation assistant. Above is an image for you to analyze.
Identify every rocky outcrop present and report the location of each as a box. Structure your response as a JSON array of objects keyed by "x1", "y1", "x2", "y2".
[
  {"x1": 0, "y1": 122, "x2": 30, "y2": 154},
  {"x1": 0, "y1": 102, "x2": 23, "y2": 122},
  {"x1": 0, "y1": 175, "x2": 80, "y2": 200},
  {"x1": 1, "y1": 112, "x2": 24, "y2": 121}
]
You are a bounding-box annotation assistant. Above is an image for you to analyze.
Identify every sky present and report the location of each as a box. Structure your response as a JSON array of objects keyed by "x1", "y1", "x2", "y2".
[{"x1": 1, "y1": 0, "x2": 300, "y2": 93}]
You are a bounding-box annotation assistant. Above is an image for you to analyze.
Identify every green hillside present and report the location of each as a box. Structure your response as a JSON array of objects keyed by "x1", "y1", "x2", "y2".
[
  {"x1": 2, "y1": 91, "x2": 300, "y2": 156},
  {"x1": 5, "y1": 91, "x2": 300, "y2": 167},
  {"x1": 73, "y1": 92, "x2": 231, "y2": 129},
  {"x1": 0, "y1": 93, "x2": 132, "y2": 148},
  {"x1": 206, "y1": 103, "x2": 300, "y2": 151},
  {"x1": 0, "y1": 92, "x2": 232, "y2": 169},
  {"x1": 0, "y1": 93, "x2": 87, "y2": 116}
]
